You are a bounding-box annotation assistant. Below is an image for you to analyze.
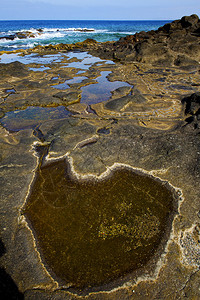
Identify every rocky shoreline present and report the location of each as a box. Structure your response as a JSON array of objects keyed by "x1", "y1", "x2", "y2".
[
  {"x1": 0, "y1": 15, "x2": 200, "y2": 299},
  {"x1": 13, "y1": 14, "x2": 199, "y2": 69}
]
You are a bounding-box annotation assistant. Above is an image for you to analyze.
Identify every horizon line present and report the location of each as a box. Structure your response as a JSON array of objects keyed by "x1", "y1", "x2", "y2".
[{"x1": 0, "y1": 19, "x2": 172, "y2": 21}]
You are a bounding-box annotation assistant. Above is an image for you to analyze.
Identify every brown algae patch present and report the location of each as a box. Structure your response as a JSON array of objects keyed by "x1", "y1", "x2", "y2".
[{"x1": 23, "y1": 159, "x2": 177, "y2": 290}]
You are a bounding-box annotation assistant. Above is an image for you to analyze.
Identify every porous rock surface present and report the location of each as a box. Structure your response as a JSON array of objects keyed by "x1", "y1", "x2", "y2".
[{"x1": 0, "y1": 15, "x2": 200, "y2": 299}]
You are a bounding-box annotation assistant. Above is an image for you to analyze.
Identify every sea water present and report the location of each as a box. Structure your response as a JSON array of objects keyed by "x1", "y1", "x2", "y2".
[{"x1": 0, "y1": 20, "x2": 170, "y2": 52}]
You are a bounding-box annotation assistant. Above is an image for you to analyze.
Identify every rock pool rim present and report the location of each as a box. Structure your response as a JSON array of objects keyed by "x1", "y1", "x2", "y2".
[{"x1": 22, "y1": 156, "x2": 180, "y2": 295}]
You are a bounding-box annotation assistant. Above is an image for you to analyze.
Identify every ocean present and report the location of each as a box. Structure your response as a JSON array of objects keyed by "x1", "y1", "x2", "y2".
[{"x1": 0, "y1": 20, "x2": 170, "y2": 52}]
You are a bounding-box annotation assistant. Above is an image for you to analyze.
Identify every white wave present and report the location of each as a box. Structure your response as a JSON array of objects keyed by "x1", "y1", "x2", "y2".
[
  {"x1": 0, "y1": 37, "x2": 27, "y2": 43},
  {"x1": 0, "y1": 37, "x2": 25, "y2": 45},
  {"x1": 7, "y1": 30, "x2": 15, "y2": 34},
  {"x1": 4, "y1": 42, "x2": 37, "y2": 49},
  {"x1": 2, "y1": 27, "x2": 110, "y2": 41},
  {"x1": 13, "y1": 28, "x2": 65, "y2": 39},
  {"x1": 32, "y1": 31, "x2": 65, "y2": 40},
  {"x1": 0, "y1": 31, "x2": 65, "y2": 43},
  {"x1": 0, "y1": 38, "x2": 11, "y2": 44},
  {"x1": 103, "y1": 31, "x2": 136, "y2": 35}
]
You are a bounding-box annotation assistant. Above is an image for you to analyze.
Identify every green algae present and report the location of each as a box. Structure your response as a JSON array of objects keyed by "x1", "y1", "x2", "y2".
[{"x1": 24, "y1": 159, "x2": 176, "y2": 289}]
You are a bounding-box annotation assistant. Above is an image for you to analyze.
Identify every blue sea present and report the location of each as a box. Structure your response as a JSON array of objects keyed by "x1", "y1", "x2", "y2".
[{"x1": 0, "y1": 20, "x2": 170, "y2": 52}]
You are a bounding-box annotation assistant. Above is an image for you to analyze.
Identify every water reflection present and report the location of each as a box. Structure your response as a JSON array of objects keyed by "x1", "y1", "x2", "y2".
[
  {"x1": 29, "y1": 66, "x2": 51, "y2": 71},
  {"x1": 1, "y1": 106, "x2": 71, "y2": 131},
  {"x1": 53, "y1": 76, "x2": 87, "y2": 89},
  {"x1": 0, "y1": 53, "x2": 63, "y2": 64},
  {"x1": 62, "y1": 51, "x2": 114, "y2": 70},
  {"x1": 81, "y1": 71, "x2": 131, "y2": 104}
]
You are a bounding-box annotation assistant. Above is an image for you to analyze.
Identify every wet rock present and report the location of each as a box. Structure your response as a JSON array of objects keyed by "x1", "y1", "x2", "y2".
[
  {"x1": 111, "y1": 86, "x2": 132, "y2": 99},
  {"x1": 15, "y1": 31, "x2": 36, "y2": 39},
  {"x1": 53, "y1": 91, "x2": 81, "y2": 106},
  {"x1": 105, "y1": 94, "x2": 132, "y2": 111},
  {"x1": 16, "y1": 79, "x2": 42, "y2": 90},
  {"x1": 0, "y1": 34, "x2": 16, "y2": 41},
  {"x1": 0, "y1": 61, "x2": 29, "y2": 77},
  {"x1": 105, "y1": 90, "x2": 146, "y2": 112}
]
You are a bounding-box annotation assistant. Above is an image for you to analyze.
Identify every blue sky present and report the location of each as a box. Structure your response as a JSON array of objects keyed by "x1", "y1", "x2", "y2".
[{"x1": 0, "y1": 0, "x2": 199, "y2": 20}]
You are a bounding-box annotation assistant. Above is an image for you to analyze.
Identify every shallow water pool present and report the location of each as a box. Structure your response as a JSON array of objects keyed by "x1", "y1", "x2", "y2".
[{"x1": 1, "y1": 106, "x2": 71, "y2": 131}]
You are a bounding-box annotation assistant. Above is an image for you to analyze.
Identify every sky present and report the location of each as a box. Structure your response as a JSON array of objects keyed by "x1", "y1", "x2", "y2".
[{"x1": 0, "y1": 0, "x2": 199, "y2": 20}]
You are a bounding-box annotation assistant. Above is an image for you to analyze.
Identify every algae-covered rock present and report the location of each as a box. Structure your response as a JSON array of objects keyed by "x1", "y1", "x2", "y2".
[{"x1": 53, "y1": 91, "x2": 81, "y2": 106}]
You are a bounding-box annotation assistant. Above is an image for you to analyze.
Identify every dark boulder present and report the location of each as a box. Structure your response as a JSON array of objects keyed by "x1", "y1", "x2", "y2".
[
  {"x1": 182, "y1": 92, "x2": 200, "y2": 116},
  {"x1": 159, "y1": 20, "x2": 182, "y2": 33},
  {"x1": 180, "y1": 14, "x2": 200, "y2": 28},
  {"x1": 15, "y1": 31, "x2": 35, "y2": 39},
  {"x1": 0, "y1": 35, "x2": 16, "y2": 41}
]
